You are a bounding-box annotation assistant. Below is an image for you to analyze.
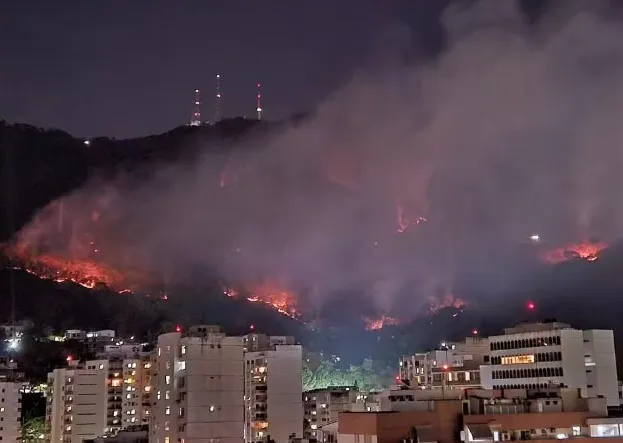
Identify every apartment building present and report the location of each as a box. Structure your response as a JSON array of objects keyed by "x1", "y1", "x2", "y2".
[
  {"x1": 303, "y1": 387, "x2": 361, "y2": 442},
  {"x1": 243, "y1": 334, "x2": 303, "y2": 443},
  {"x1": 150, "y1": 325, "x2": 245, "y2": 443},
  {"x1": 45, "y1": 356, "x2": 151, "y2": 442},
  {"x1": 399, "y1": 336, "x2": 489, "y2": 390},
  {"x1": 336, "y1": 387, "x2": 623, "y2": 443},
  {"x1": 480, "y1": 322, "x2": 619, "y2": 406},
  {"x1": 0, "y1": 378, "x2": 23, "y2": 442}
]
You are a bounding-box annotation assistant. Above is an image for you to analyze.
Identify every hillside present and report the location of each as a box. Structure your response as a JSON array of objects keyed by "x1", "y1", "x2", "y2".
[{"x1": 4, "y1": 119, "x2": 623, "y2": 374}]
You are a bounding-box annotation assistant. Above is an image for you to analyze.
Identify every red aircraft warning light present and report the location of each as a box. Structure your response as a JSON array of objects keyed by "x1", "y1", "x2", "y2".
[
  {"x1": 176, "y1": 325, "x2": 182, "y2": 333},
  {"x1": 527, "y1": 301, "x2": 536, "y2": 310},
  {"x1": 250, "y1": 324, "x2": 255, "y2": 331},
  {"x1": 472, "y1": 329, "x2": 479, "y2": 335},
  {"x1": 66, "y1": 355, "x2": 73, "y2": 362}
]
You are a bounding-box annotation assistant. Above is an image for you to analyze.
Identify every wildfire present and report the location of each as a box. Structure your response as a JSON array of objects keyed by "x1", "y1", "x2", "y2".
[
  {"x1": 364, "y1": 315, "x2": 401, "y2": 331},
  {"x1": 540, "y1": 241, "x2": 607, "y2": 265},
  {"x1": 223, "y1": 282, "x2": 300, "y2": 319},
  {"x1": 427, "y1": 294, "x2": 466, "y2": 314},
  {"x1": 1, "y1": 244, "x2": 147, "y2": 293}
]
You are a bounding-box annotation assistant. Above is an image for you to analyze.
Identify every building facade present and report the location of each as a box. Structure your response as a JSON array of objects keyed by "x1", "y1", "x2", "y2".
[
  {"x1": 150, "y1": 325, "x2": 245, "y2": 443},
  {"x1": 480, "y1": 322, "x2": 619, "y2": 406},
  {"x1": 399, "y1": 337, "x2": 489, "y2": 390},
  {"x1": 0, "y1": 380, "x2": 22, "y2": 443},
  {"x1": 243, "y1": 334, "x2": 303, "y2": 443},
  {"x1": 46, "y1": 357, "x2": 151, "y2": 442}
]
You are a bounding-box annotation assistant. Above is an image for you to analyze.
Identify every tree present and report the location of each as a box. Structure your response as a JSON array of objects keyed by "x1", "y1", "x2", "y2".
[{"x1": 22, "y1": 416, "x2": 45, "y2": 442}]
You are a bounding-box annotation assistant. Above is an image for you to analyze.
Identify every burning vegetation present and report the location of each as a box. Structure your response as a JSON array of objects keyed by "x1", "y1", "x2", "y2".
[
  {"x1": 540, "y1": 241, "x2": 608, "y2": 265},
  {"x1": 223, "y1": 282, "x2": 300, "y2": 320}
]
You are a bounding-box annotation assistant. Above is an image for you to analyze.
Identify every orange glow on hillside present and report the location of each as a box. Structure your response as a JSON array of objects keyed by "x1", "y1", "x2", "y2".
[
  {"x1": 364, "y1": 315, "x2": 401, "y2": 330},
  {"x1": 540, "y1": 241, "x2": 607, "y2": 264},
  {"x1": 223, "y1": 282, "x2": 299, "y2": 319}
]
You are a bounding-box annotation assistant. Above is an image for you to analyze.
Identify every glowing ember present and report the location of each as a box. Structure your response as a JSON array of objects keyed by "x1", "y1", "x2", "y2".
[
  {"x1": 364, "y1": 315, "x2": 401, "y2": 331},
  {"x1": 540, "y1": 241, "x2": 607, "y2": 264},
  {"x1": 223, "y1": 282, "x2": 299, "y2": 319},
  {"x1": 396, "y1": 204, "x2": 427, "y2": 233}
]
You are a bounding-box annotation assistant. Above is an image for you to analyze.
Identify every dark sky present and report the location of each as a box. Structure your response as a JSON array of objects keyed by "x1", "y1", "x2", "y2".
[{"x1": 0, "y1": 0, "x2": 454, "y2": 138}]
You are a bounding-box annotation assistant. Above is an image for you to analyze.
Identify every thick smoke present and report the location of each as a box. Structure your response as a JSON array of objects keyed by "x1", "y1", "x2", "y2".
[{"x1": 14, "y1": 0, "x2": 623, "y2": 317}]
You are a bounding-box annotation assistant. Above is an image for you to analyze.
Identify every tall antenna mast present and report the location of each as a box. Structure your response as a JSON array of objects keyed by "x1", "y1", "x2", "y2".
[
  {"x1": 190, "y1": 89, "x2": 201, "y2": 126},
  {"x1": 256, "y1": 83, "x2": 263, "y2": 121},
  {"x1": 215, "y1": 74, "x2": 222, "y2": 122}
]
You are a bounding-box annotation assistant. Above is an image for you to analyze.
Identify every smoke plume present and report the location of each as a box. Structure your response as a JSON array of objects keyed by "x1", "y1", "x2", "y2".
[{"x1": 13, "y1": 0, "x2": 623, "y2": 318}]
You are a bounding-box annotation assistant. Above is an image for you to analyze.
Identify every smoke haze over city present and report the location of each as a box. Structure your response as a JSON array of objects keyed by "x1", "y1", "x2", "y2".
[{"x1": 11, "y1": 0, "x2": 623, "y2": 321}]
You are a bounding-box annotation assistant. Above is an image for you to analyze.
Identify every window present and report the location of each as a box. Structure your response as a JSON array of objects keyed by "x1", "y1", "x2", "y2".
[
  {"x1": 166, "y1": 346, "x2": 171, "y2": 355},
  {"x1": 165, "y1": 406, "x2": 171, "y2": 415},
  {"x1": 166, "y1": 391, "x2": 170, "y2": 400},
  {"x1": 573, "y1": 426, "x2": 581, "y2": 436},
  {"x1": 501, "y1": 355, "x2": 535, "y2": 365},
  {"x1": 166, "y1": 361, "x2": 171, "y2": 370},
  {"x1": 99, "y1": 364, "x2": 104, "y2": 370},
  {"x1": 181, "y1": 346, "x2": 186, "y2": 355},
  {"x1": 165, "y1": 375, "x2": 171, "y2": 385}
]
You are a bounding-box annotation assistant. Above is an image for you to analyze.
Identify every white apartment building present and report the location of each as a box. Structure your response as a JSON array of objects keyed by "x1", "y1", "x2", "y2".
[
  {"x1": 243, "y1": 334, "x2": 303, "y2": 443},
  {"x1": 399, "y1": 336, "x2": 489, "y2": 390},
  {"x1": 480, "y1": 322, "x2": 619, "y2": 406},
  {"x1": 46, "y1": 356, "x2": 151, "y2": 442},
  {"x1": 151, "y1": 325, "x2": 245, "y2": 443},
  {"x1": 0, "y1": 379, "x2": 23, "y2": 442}
]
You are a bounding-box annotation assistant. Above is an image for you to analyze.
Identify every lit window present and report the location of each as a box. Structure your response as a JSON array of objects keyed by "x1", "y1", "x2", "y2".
[
  {"x1": 99, "y1": 364, "x2": 104, "y2": 370},
  {"x1": 210, "y1": 405, "x2": 215, "y2": 412},
  {"x1": 166, "y1": 375, "x2": 171, "y2": 385},
  {"x1": 165, "y1": 406, "x2": 171, "y2": 415},
  {"x1": 501, "y1": 355, "x2": 535, "y2": 365},
  {"x1": 165, "y1": 438, "x2": 170, "y2": 443},
  {"x1": 573, "y1": 426, "x2": 581, "y2": 436},
  {"x1": 181, "y1": 346, "x2": 186, "y2": 355},
  {"x1": 158, "y1": 348, "x2": 161, "y2": 356},
  {"x1": 166, "y1": 391, "x2": 170, "y2": 400},
  {"x1": 126, "y1": 394, "x2": 131, "y2": 399},
  {"x1": 157, "y1": 391, "x2": 161, "y2": 400}
]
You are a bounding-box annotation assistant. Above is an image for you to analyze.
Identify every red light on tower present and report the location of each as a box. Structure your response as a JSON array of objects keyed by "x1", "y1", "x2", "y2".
[
  {"x1": 176, "y1": 325, "x2": 182, "y2": 333},
  {"x1": 66, "y1": 355, "x2": 73, "y2": 362},
  {"x1": 527, "y1": 301, "x2": 536, "y2": 310},
  {"x1": 250, "y1": 324, "x2": 255, "y2": 331},
  {"x1": 472, "y1": 329, "x2": 479, "y2": 335}
]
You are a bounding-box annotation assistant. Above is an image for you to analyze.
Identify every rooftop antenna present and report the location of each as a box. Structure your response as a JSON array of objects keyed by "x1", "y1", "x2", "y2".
[
  {"x1": 215, "y1": 74, "x2": 222, "y2": 122},
  {"x1": 256, "y1": 83, "x2": 263, "y2": 121},
  {"x1": 190, "y1": 89, "x2": 201, "y2": 126}
]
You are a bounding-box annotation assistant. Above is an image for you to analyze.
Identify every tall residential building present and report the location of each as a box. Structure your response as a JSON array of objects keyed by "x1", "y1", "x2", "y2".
[
  {"x1": 399, "y1": 336, "x2": 489, "y2": 390},
  {"x1": 243, "y1": 334, "x2": 303, "y2": 443},
  {"x1": 0, "y1": 356, "x2": 23, "y2": 443},
  {"x1": 150, "y1": 327, "x2": 304, "y2": 443},
  {"x1": 46, "y1": 356, "x2": 152, "y2": 442},
  {"x1": 150, "y1": 325, "x2": 245, "y2": 443},
  {"x1": 480, "y1": 321, "x2": 619, "y2": 406}
]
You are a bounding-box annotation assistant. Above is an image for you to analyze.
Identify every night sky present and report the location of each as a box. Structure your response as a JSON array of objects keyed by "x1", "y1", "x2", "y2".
[{"x1": 0, "y1": 1, "x2": 456, "y2": 138}]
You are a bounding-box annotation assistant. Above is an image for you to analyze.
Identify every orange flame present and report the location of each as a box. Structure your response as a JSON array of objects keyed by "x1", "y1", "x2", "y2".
[
  {"x1": 223, "y1": 282, "x2": 300, "y2": 319},
  {"x1": 2, "y1": 243, "x2": 148, "y2": 293},
  {"x1": 363, "y1": 315, "x2": 401, "y2": 330},
  {"x1": 540, "y1": 241, "x2": 607, "y2": 264}
]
